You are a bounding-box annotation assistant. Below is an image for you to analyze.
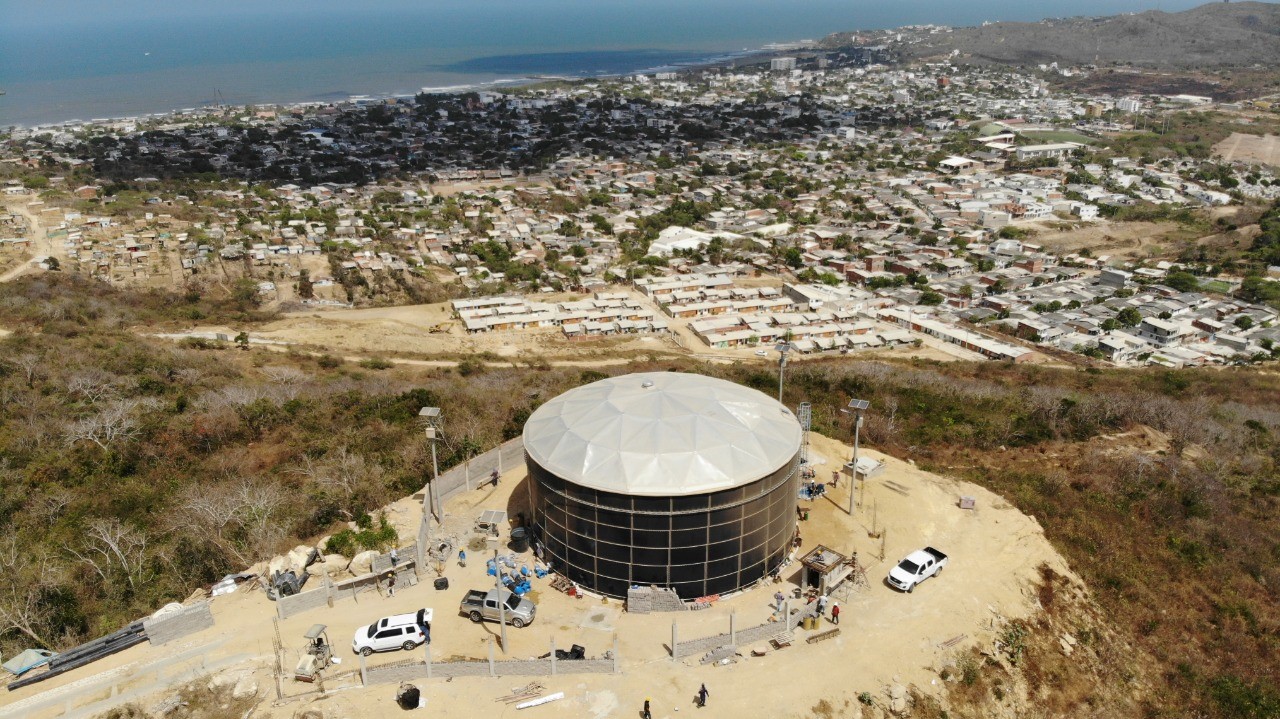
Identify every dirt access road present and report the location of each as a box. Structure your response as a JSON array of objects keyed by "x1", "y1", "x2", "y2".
[
  {"x1": 0, "y1": 197, "x2": 52, "y2": 282},
  {"x1": 3, "y1": 431, "x2": 1085, "y2": 719}
]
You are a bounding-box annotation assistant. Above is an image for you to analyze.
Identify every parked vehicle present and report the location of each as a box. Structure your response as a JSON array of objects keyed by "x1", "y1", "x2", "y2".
[
  {"x1": 887, "y1": 547, "x2": 948, "y2": 593},
  {"x1": 351, "y1": 608, "x2": 432, "y2": 656},
  {"x1": 459, "y1": 588, "x2": 536, "y2": 628}
]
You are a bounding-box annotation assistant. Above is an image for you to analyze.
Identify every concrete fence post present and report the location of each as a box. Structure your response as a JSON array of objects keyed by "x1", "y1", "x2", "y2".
[
  {"x1": 613, "y1": 635, "x2": 620, "y2": 674},
  {"x1": 488, "y1": 637, "x2": 495, "y2": 677},
  {"x1": 465, "y1": 458, "x2": 471, "y2": 491},
  {"x1": 425, "y1": 641, "x2": 432, "y2": 679},
  {"x1": 550, "y1": 638, "x2": 557, "y2": 676},
  {"x1": 359, "y1": 651, "x2": 367, "y2": 686},
  {"x1": 672, "y1": 621, "x2": 678, "y2": 662},
  {"x1": 730, "y1": 611, "x2": 737, "y2": 646},
  {"x1": 417, "y1": 515, "x2": 428, "y2": 569},
  {"x1": 325, "y1": 573, "x2": 334, "y2": 608}
]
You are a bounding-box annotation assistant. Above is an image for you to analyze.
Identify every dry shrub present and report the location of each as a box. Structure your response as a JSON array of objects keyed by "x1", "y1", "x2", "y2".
[{"x1": 1037, "y1": 563, "x2": 1059, "y2": 613}]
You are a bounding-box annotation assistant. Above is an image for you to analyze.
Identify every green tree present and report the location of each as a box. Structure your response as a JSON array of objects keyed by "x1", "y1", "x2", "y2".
[
  {"x1": 1164, "y1": 271, "x2": 1200, "y2": 293},
  {"x1": 296, "y1": 269, "x2": 314, "y2": 299},
  {"x1": 783, "y1": 247, "x2": 804, "y2": 269},
  {"x1": 1116, "y1": 307, "x2": 1143, "y2": 327},
  {"x1": 231, "y1": 277, "x2": 260, "y2": 310},
  {"x1": 1234, "y1": 315, "x2": 1254, "y2": 331}
]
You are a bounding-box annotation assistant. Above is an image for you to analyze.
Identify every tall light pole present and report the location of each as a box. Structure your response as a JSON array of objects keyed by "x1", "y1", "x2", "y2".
[
  {"x1": 419, "y1": 407, "x2": 442, "y2": 527},
  {"x1": 841, "y1": 398, "x2": 869, "y2": 515},
  {"x1": 776, "y1": 341, "x2": 792, "y2": 405}
]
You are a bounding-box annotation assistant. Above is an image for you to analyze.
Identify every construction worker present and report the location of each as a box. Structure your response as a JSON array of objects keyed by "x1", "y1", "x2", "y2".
[
  {"x1": 458, "y1": 549, "x2": 467, "y2": 567},
  {"x1": 697, "y1": 683, "x2": 709, "y2": 708}
]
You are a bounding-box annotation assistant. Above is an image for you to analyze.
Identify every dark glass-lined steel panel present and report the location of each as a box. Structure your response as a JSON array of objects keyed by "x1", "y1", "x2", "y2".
[{"x1": 526, "y1": 450, "x2": 799, "y2": 598}]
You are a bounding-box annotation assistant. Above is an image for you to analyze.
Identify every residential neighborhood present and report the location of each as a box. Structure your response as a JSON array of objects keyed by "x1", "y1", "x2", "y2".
[{"x1": 4, "y1": 51, "x2": 1278, "y2": 367}]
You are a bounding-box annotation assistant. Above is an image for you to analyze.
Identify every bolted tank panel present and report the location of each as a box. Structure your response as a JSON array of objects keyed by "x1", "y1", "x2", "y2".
[
  {"x1": 528, "y1": 452, "x2": 799, "y2": 598},
  {"x1": 522, "y1": 372, "x2": 802, "y2": 599}
]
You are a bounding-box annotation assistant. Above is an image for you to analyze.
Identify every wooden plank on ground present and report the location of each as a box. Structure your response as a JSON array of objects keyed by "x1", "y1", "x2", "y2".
[{"x1": 806, "y1": 628, "x2": 840, "y2": 644}]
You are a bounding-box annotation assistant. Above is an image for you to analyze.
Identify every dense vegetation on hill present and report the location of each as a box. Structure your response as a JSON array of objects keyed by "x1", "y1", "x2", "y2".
[{"x1": 0, "y1": 275, "x2": 1277, "y2": 717}]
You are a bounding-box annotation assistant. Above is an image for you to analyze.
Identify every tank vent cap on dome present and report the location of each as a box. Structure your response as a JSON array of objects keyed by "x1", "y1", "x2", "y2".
[{"x1": 641, "y1": 380, "x2": 655, "y2": 389}]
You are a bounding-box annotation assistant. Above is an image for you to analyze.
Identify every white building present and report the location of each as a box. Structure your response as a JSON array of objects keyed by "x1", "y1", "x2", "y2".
[
  {"x1": 1117, "y1": 97, "x2": 1142, "y2": 114},
  {"x1": 1014, "y1": 143, "x2": 1082, "y2": 162}
]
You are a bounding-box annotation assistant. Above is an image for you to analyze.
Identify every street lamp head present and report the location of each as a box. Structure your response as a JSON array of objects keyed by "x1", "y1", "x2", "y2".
[{"x1": 420, "y1": 406, "x2": 442, "y2": 437}]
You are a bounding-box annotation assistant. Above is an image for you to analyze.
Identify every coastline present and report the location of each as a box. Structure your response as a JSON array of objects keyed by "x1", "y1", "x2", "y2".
[{"x1": 3, "y1": 47, "x2": 785, "y2": 132}]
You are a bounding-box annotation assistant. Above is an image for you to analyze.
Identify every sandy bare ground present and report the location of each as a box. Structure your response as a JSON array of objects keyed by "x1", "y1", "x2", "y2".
[
  {"x1": 3, "y1": 431, "x2": 1081, "y2": 719},
  {"x1": 1027, "y1": 219, "x2": 1200, "y2": 259},
  {"x1": 0, "y1": 197, "x2": 51, "y2": 283},
  {"x1": 1213, "y1": 132, "x2": 1280, "y2": 167},
  {"x1": 163, "y1": 288, "x2": 1018, "y2": 367}
]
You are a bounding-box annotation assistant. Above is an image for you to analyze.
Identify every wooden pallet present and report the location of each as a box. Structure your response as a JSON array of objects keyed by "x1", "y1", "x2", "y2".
[
  {"x1": 770, "y1": 631, "x2": 794, "y2": 649},
  {"x1": 806, "y1": 628, "x2": 840, "y2": 644}
]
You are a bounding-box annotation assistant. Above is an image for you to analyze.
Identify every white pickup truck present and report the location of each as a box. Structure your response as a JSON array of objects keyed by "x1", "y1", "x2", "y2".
[{"x1": 887, "y1": 546, "x2": 948, "y2": 593}]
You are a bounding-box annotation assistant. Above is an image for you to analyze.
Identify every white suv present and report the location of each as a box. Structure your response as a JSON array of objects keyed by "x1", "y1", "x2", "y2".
[{"x1": 352, "y1": 609, "x2": 432, "y2": 656}]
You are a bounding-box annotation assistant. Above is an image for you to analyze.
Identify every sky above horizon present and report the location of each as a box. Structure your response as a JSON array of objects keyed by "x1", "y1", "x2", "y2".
[{"x1": 2, "y1": 0, "x2": 1242, "y2": 30}]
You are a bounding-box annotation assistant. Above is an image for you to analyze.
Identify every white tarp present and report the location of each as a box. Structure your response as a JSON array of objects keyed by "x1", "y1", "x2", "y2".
[{"x1": 523, "y1": 372, "x2": 801, "y2": 496}]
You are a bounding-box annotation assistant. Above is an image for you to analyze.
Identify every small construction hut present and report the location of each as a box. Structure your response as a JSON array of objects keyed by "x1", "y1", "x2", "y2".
[{"x1": 799, "y1": 544, "x2": 850, "y2": 595}]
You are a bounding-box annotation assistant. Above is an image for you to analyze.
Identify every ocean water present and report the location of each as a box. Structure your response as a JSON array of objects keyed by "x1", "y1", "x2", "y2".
[{"x1": 0, "y1": 0, "x2": 1206, "y2": 127}]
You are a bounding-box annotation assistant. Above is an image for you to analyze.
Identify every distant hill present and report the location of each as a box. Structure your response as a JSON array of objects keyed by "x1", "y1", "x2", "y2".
[{"x1": 824, "y1": 2, "x2": 1280, "y2": 70}]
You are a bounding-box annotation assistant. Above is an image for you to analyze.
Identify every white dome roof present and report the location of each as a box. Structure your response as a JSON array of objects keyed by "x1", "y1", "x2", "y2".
[{"x1": 523, "y1": 372, "x2": 801, "y2": 496}]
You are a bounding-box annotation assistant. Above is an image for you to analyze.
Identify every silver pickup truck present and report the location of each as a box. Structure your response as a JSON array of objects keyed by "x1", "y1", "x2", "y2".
[
  {"x1": 887, "y1": 546, "x2": 948, "y2": 593},
  {"x1": 459, "y1": 588, "x2": 536, "y2": 628}
]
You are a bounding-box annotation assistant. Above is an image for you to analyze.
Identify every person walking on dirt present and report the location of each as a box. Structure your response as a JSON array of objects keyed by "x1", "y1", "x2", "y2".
[
  {"x1": 696, "y1": 684, "x2": 709, "y2": 708},
  {"x1": 386, "y1": 571, "x2": 397, "y2": 597},
  {"x1": 458, "y1": 549, "x2": 467, "y2": 567},
  {"x1": 643, "y1": 698, "x2": 652, "y2": 719},
  {"x1": 831, "y1": 602, "x2": 841, "y2": 625},
  {"x1": 490, "y1": 469, "x2": 500, "y2": 487}
]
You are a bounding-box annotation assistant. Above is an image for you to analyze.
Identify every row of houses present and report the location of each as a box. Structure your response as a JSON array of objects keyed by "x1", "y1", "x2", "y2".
[
  {"x1": 451, "y1": 294, "x2": 666, "y2": 335},
  {"x1": 878, "y1": 307, "x2": 1034, "y2": 362}
]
